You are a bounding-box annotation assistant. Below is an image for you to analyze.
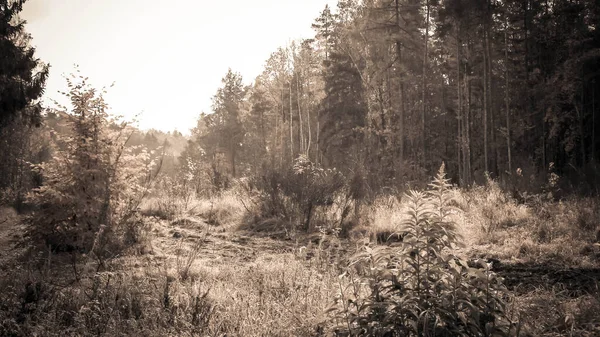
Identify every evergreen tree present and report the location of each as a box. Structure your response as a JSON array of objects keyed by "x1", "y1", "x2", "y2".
[
  {"x1": 318, "y1": 16, "x2": 367, "y2": 171},
  {"x1": 0, "y1": 0, "x2": 49, "y2": 128},
  {"x1": 0, "y1": 0, "x2": 49, "y2": 206},
  {"x1": 209, "y1": 69, "x2": 246, "y2": 177}
]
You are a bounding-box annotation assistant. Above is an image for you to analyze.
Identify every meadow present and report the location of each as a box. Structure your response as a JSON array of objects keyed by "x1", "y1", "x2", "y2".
[{"x1": 1, "y1": 167, "x2": 599, "y2": 337}]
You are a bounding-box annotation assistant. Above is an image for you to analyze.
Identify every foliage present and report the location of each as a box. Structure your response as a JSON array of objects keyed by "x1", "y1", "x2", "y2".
[
  {"x1": 0, "y1": 0, "x2": 50, "y2": 207},
  {"x1": 317, "y1": 3, "x2": 367, "y2": 171},
  {"x1": 0, "y1": 117, "x2": 52, "y2": 208},
  {"x1": 0, "y1": 267, "x2": 215, "y2": 337},
  {"x1": 28, "y1": 73, "x2": 160, "y2": 254},
  {"x1": 204, "y1": 69, "x2": 246, "y2": 178},
  {"x1": 0, "y1": 0, "x2": 49, "y2": 128},
  {"x1": 331, "y1": 164, "x2": 510, "y2": 336},
  {"x1": 251, "y1": 155, "x2": 346, "y2": 232},
  {"x1": 467, "y1": 177, "x2": 530, "y2": 236}
]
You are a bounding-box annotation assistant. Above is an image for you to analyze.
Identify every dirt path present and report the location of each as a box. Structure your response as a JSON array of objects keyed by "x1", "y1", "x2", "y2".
[
  {"x1": 150, "y1": 216, "x2": 297, "y2": 266},
  {"x1": 157, "y1": 216, "x2": 600, "y2": 298}
]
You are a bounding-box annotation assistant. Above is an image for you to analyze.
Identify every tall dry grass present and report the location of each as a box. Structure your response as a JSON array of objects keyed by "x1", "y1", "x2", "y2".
[{"x1": 0, "y1": 238, "x2": 340, "y2": 336}]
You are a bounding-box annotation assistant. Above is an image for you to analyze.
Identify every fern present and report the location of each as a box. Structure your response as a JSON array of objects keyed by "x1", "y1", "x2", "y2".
[{"x1": 331, "y1": 164, "x2": 509, "y2": 336}]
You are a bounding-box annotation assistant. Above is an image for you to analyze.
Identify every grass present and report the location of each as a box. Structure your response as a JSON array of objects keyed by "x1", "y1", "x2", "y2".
[
  {"x1": 2, "y1": 178, "x2": 600, "y2": 336},
  {"x1": 456, "y1": 180, "x2": 600, "y2": 267},
  {"x1": 351, "y1": 194, "x2": 405, "y2": 243},
  {"x1": 0, "y1": 210, "x2": 340, "y2": 337},
  {"x1": 508, "y1": 289, "x2": 600, "y2": 336},
  {"x1": 140, "y1": 189, "x2": 247, "y2": 230},
  {"x1": 186, "y1": 190, "x2": 247, "y2": 229}
]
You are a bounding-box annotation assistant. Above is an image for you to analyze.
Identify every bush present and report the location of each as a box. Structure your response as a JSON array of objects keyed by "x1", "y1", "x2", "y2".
[
  {"x1": 330, "y1": 164, "x2": 510, "y2": 336},
  {"x1": 142, "y1": 175, "x2": 195, "y2": 221},
  {"x1": 354, "y1": 194, "x2": 404, "y2": 243},
  {"x1": 466, "y1": 177, "x2": 530, "y2": 237},
  {"x1": 250, "y1": 155, "x2": 346, "y2": 233},
  {"x1": 0, "y1": 268, "x2": 215, "y2": 337},
  {"x1": 191, "y1": 190, "x2": 246, "y2": 228}
]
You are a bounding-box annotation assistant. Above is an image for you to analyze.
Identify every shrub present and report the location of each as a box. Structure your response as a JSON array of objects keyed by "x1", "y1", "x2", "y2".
[
  {"x1": 465, "y1": 177, "x2": 530, "y2": 239},
  {"x1": 251, "y1": 155, "x2": 346, "y2": 232},
  {"x1": 330, "y1": 164, "x2": 510, "y2": 336},
  {"x1": 143, "y1": 175, "x2": 194, "y2": 221},
  {"x1": 354, "y1": 194, "x2": 404, "y2": 243},
  {"x1": 0, "y1": 267, "x2": 215, "y2": 336}
]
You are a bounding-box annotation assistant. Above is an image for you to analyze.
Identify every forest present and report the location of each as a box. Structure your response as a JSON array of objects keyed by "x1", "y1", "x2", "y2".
[{"x1": 1, "y1": 0, "x2": 600, "y2": 336}]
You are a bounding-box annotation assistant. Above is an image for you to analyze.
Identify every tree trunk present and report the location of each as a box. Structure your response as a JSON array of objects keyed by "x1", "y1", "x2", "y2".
[
  {"x1": 504, "y1": 21, "x2": 512, "y2": 174},
  {"x1": 395, "y1": 0, "x2": 405, "y2": 171},
  {"x1": 281, "y1": 87, "x2": 285, "y2": 167},
  {"x1": 576, "y1": 99, "x2": 586, "y2": 166},
  {"x1": 231, "y1": 140, "x2": 237, "y2": 177},
  {"x1": 306, "y1": 75, "x2": 312, "y2": 159},
  {"x1": 483, "y1": 30, "x2": 489, "y2": 175},
  {"x1": 316, "y1": 119, "x2": 320, "y2": 164},
  {"x1": 289, "y1": 82, "x2": 294, "y2": 161},
  {"x1": 297, "y1": 75, "x2": 304, "y2": 155},
  {"x1": 485, "y1": 4, "x2": 498, "y2": 176},
  {"x1": 593, "y1": 79, "x2": 596, "y2": 162},
  {"x1": 457, "y1": 29, "x2": 463, "y2": 186},
  {"x1": 465, "y1": 62, "x2": 472, "y2": 185},
  {"x1": 274, "y1": 114, "x2": 279, "y2": 167},
  {"x1": 421, "y1": 0, "x2": 429, "y2": 167}
]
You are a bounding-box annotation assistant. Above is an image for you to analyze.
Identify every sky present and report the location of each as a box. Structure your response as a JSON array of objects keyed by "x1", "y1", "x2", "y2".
[{"x1": 20, "y1": 0, "x2": 337, "y2": 134}]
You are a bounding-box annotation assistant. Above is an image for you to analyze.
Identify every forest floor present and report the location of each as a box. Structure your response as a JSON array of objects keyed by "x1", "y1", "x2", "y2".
[
  {"x1": 0, "y1": 206, "x2": 28, "y2": 271},
  {"x1": 1, "y1": 192, "x2": 600, "y2": 336}
]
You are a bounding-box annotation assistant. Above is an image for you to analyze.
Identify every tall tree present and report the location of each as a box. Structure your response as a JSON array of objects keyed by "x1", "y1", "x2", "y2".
[
  {"x1": 0, "y1": 0, "x2": 49, "y2": 206},
  {"x1": 0, "y1": 0, "x2": 49, "y2": 128},
  {"x1": 211, "y1": 69, "x2": 246, "y2": 177},
  {"x1": 318, "y1": 12, "x2": 367, "y2": 171}
]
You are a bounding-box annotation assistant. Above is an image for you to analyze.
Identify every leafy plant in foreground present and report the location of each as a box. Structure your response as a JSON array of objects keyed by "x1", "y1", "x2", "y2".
[{"x1": 331, "y1": 164, "x2": 509, "y2": 336}]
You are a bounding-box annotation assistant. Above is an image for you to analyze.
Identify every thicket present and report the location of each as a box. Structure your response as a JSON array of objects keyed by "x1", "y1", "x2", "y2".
[{"x1": 0, "y1": 118, "x2": 51, "y2": 209}]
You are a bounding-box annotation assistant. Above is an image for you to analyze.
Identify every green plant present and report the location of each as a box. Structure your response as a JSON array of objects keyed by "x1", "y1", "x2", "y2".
[{"x1": 330, "y1": 164, "x2": 510, "y2": 336}]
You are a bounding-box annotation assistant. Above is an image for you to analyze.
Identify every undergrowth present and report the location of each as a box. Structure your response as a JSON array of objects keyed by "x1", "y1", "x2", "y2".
[
  {"x1": 3, "y1": 161, "x2": 600, "y2": 337},
  {"x1": 330, "y1": 164, "x2": 511, "y2": 336}
]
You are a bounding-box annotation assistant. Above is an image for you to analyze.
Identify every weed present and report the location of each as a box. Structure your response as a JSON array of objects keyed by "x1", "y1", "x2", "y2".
[
  {"x1": 330, "y1": 164, "x2": 510, "y2": 336},
  {"x1": 175, "y1": 233, "x2": 207, "y2": 281}
]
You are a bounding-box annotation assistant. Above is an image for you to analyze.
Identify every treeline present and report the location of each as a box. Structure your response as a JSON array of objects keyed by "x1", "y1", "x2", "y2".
[
  {"x1": 184, "y1": 0, "x2": 600, "y2": 194},
  {"x1": 1, "y1": 97, "x2": 187, "y2": 209},
  {"x1": 3, "y1": 0, "x2": 600, "y2": 209},
  {"x1": 1, "y1": 106, "x2": 187, "y2": 206}
]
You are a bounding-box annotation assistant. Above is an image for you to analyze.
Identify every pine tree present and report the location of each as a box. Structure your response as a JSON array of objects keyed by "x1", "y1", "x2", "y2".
[
  {"x1": 210, "y1": 69, "x2": 246, "y2": 177},
  {"x1": 312, "y1": 5, "x2": 335, "y2": 63},
  {"x1": 0, "y1": 0, "x2": 49, "y2": 128},
  {"x1": 0, "y1": 0, "x2": 49, "y2": 206},
  {"x1": 318, "y1": 16, "x2": 367, "y2": 171}
]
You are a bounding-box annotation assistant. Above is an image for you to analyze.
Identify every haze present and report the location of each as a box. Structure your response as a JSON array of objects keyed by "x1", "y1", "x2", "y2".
[{"x1": 20, "y1": 0, "x2": 336, "y2": 133}]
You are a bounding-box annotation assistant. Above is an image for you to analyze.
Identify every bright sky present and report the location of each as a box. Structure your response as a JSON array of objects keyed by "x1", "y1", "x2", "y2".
[{"x1": 20, "y1": 0, "x2": 337, "y2": 134}]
